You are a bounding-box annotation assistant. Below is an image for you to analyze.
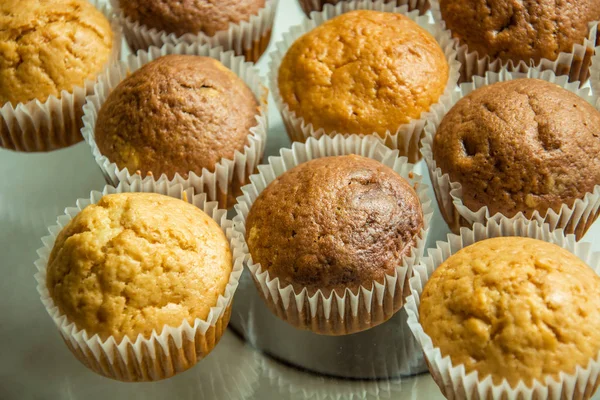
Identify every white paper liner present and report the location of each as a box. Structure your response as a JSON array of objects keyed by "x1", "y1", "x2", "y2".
[
  {"x1": 34, "y1": 177, "x2": 245, "y2": 382},
  {"x1": 405, "y1": 217, "x2": 600, "y2": 400},
  {"x1": 112, "y1": 0, "x2": 278, "y2": 62},
  {"x1": 429, "y1": 0, "x2": 599, "y2": 85},
  {"x1": 269, "y1": 0, "x2": 460, "y2": 163},
  {"x1": 0, "y1": 0, "x2": 122, "y2": 152},
  {"x1": 233, "y1": 134, "x2": 434, "y2": 336},
  {"x1": 81, "y1": 42, "x2": 269, "y2": 210},
  {"x1": 297, "y1": 0, "x2": 430, "y2": 16},
  {"x1": 422, "y1": 67, "x2": 600, "y2": 241}
]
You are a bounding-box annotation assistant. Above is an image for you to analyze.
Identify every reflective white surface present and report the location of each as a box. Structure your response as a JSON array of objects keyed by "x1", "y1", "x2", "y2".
[{"x1": 1, "y1": 0, "x2": 599, "y2": 398}]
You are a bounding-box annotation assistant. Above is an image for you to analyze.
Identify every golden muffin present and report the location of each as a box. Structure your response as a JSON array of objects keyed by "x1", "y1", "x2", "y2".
[
  {"x1": 46, "y1": 192, "x2": 232, "y2": 342},
  {"x1": 278, "y1": 10, "x2": 449, "y2": 137},
  {"x1": 420, "y1": 237, "x2": 600, "y2": 387},
  {"x1": 0, "y1": 0, "x2": 114, "y2": 106}
]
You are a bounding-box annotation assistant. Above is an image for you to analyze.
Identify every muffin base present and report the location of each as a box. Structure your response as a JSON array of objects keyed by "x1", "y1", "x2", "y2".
[
  {"x1": 421, "y1": 67, "x2": 600, "y2": 241},
  {"x1": 0, "y1": 0, "x2": 122, "y2": 152},
  {"x1": 82, "y1": 42, "x2": 268, "y2": 210},
  {"x1": 269, "y1": 0, "x2": 460, "y2": 163},
  {"x1": 405, "y1": 217, "x2": 600, "y2": 400},
  {"x1": 115, "y1": 0, "x2": 278, "y2": 63},
  {"x1": 430, "y1": 0, "x2": 600, "y2": 85},
  {"x1": 233, "y1": 134, "x2": 433, "y2": 336},
  {"x1": 35, "y1": 179, "x2": 245, "y2": 382},
  {"x1": 298, "y1": 0, "x2": 430, "y2": 16}
]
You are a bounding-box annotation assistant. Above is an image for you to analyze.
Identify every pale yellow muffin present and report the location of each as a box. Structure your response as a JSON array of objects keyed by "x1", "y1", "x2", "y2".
[
  {"x1": 46, "y1": 192, "x2": 232, "y2": 342},
  {"x1": 0, "y1": 0, "x2": 114, "y2": 106},
  {"x1": 420, "y1": 237, "x2": 600, "y2": 387}
]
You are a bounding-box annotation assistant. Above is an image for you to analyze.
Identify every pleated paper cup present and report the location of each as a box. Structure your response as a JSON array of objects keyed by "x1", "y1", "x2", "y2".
[
  {"x1": 112, "y1": 0, "x2": 278, "y2": 62},
  {"x1": 405, "y1": 218, "x2": 600, "y2": 400},
  {"x1": 429, "y1": 0, "x2": 599, "y2": 85},
  {"x1": 34, "y1": 178, "x2": 245, "y2": 382},
  {"x1": 81, "y1": 42, "x2": 268, "y2": 209},
  {"x1": 422, "y1": 67, "x2": 600, "y2": 240},
  {"x1": 0, "y1": 0, "x2": 122, "y2": 152},
  {"x1": 269, "y1": 0, "x2": 460, "y2": 163},
  {"x1": 298, "y1": 0, "x2": 429, "y2": 16},
  {"x1": 233, "y1": 134, "x2": 433, "y2": 336}
]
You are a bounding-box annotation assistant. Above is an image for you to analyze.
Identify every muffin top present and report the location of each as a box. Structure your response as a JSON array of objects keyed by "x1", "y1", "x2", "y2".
[
  {"x1": 95, "y1": 55, "x2": 259, "y2": 179},
  {"x1": 0, "y1": 0, "x2": 113, "y2": 106},
  {"x1": 119, "y1": 0, "x2": 266, "y2": 37},
  {"x1": 278, "y1": 10, "x2": 449, "y2": 137},
  {"x1": 420, "y1": 237, "x2": 600, "y2": 386},
  {"x1": 439, "y1": 0, "x2": 600, "y2": 64},
  {"x1": 246, "y1": 155, "x2": 424, "y2": 294},
  {"x1": 46, "y1": 192, "x2": 233, "y2": 342},
  {"x1": 432, "y1": 79, "x2": 600, "y2": 218}
]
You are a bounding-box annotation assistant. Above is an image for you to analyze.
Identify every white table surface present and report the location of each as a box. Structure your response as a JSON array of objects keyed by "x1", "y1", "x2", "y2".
[{"x1": 1, "y1": 0, "x2": 599, "y2": 398}]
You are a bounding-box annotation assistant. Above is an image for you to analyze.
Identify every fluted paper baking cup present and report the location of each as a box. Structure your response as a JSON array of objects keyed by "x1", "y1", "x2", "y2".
[
  {"x1": 405, "y1": 218, "x2": 600, "y2": 400},
  {"x1": 233, "y1": 134, "x2": 433, "y2": 336},
  {"x1": 81, "y1": 42, "x2": 268, "y2": 209},
  {"x1": 429, "y1": 0, "x2": 599, "y2": 85},
  {"x1": 34, "y1": 178, "x2": 245, "y2": 382},
  {"x1": 298, "y1": 0, "x2": 429, "y2": 16},
  {"x1": 422, "y1": 68, "x2": 600, "y2": 240},
  {"x1": 269, "y1": 0, "x2": 460, "y2": 163},
  {"x1": 112, "y1": 0, "x2": 278, "y2": 62},
  {"x1": 0, "y1": 0, "x2": 122, "y2": 152}
]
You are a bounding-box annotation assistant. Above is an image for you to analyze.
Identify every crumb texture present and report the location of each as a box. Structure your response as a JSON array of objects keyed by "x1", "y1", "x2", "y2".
[
  {"x1": 439, "y1": 0, "x2": 600, "y2": 64},
  {"x1": 246, "y1": 155, "x2": 424, "y2": 294},
  {"x1": 119, "y1": 0, "x2": 266, "y2": 37},
  {"x1": 46, "y1": 192, "x2": 233, "y2": 342},
  {"x1": 0, "y1": 0, "x2": 113, "y2": 105},
  {"x1": 95, "y1": 55, "x2": 259, "y2": 179},
  {"x1": 278, "y1": 10, "x2": 449, "y2": 136},
  {"x1": 433, "y1": 78, "x2": 600, "y2": 218},
  {"x1": 420, "y1": 237, "x2": 600, "y2": 387}
]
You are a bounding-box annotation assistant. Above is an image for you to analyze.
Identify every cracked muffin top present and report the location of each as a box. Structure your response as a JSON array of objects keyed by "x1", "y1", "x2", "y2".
[
  {"x1": 277, "y1": 10, "x2": 448, "y2": 137},
  {"x1": 245, "y1": 155, "x2": 424, "y2": 295},
  {"x1": 46, "y1": 192, "x2": 233, "y2": 342},
  {"x1": 432, "y1": 78, "x2": 600, "y2": 219},
  {"x1": 0, "y1": 0, "x2": 113, "y2": 106},
  {"x1": 420, "y1": 237, "x2": 600, "y2": 386},
  {"x1": 119, "y1": 0, "x2": 266, "y2": 37},
  {"x1": 439, "y1": 0, "x2": 600, "y2": 64},
  {"x1": 95, "y1": 55, "x2": 259, "y2": 179}
]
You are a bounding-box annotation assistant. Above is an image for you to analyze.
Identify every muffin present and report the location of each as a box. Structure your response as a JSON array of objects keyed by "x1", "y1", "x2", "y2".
[
  {"x1": 432, "y1": 78, "x2": 600, "y2": 237},
  {"x1": 436, "y1": 0, "x2": 600, "y2": 82},
  {"x1": 297, "y1": 0, "x2": 430, "y2": 16},
  {"x1": 94, "y1": 54, "x2": 260, "y2": 205},
  {"x1": 45, "y1": 192, "x2": 234, "y2": 381},
  {"x1": 0, "y1": 0, "x2": 116, "y2": 151},
  {"x1": 420, "y1": 237, "x2": 600, "y2": 388},
  {"x1": 118, "y1": 0, "x2": 275, "y2": 62},
  {"x1": 245, "y1": 154, "x2": 424, "y2": 334},
  {"x1": 275, "y1": 9, "x2": 451, "y2": 161}
]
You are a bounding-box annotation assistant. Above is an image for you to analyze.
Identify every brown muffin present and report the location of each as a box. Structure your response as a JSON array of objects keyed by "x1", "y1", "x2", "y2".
[
  {"x1": 0, "y1": 0, "x2": 114, "y2": 106},
  {"x1": 432, "y1": 78, "x2": 600, "y2": 219},
  {"x1": 46, "y1": 192, "x2": 233, "y2": 342},
  {"x1": 278, "y1": 10, "x2": 449, "y2": 138},
  {"x1": 245, "y1": 155, "x2": 424, "y2": 295},
  {"x1": 297, "y1": 0, "x2": 430, "y2": 16},
  {"x1": 439, "y1": 0, "x2": 600, "y2": 65},
  {"x1": 420, "y1": 237, "x2": 600, "y2": 387},
  {"x1": 95, "y1": 55, "x2": 259, "y2": 180},
  {"x1": 119, "y1": 0, "x2": 266, "y2": 37}
]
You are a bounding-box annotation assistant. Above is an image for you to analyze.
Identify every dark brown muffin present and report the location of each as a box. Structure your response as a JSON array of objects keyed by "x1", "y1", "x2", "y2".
[
  {"x1": 439, "y1": 0, "x2": 600, "y2": 65},
  {"x1": 119, "y1": 0, "x2": 266, "y2": 37},
  {"x1": 245, "y1": 155, "x2": 424, "y2": 295},
  {"x1": 95, "y1": 54, "x2": 259, "y2": 179},
  {"x1": 433, "y1": 78, "x2": 600, "y2": 219}
]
